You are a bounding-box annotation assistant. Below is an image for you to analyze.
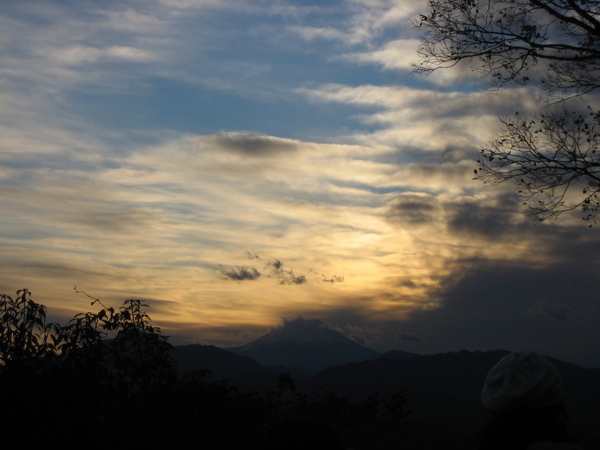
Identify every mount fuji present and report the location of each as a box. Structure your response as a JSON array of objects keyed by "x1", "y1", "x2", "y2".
[{"x1": 227, "y1": 317, "x2": 380, "y2": 374}]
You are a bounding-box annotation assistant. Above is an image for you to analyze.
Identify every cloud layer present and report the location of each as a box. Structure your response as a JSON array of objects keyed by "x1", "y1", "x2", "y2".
[{"x1": 1, "y1": 0, "x2": 599, "y2": 367}]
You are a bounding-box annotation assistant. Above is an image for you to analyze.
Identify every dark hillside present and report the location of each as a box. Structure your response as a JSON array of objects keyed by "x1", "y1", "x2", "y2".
[
  {"x1": 303, "y1": 350, "x2": 600, "y2": 448},
  {"x1": 379, "y1": 349, "x2": 420, "y2": 361},
  {"x1": 169, "y1": 345, "x2": 600, "y2": 448},
  {"x1": 171, "y1": 344, "x2": 280, "y2": 391}
]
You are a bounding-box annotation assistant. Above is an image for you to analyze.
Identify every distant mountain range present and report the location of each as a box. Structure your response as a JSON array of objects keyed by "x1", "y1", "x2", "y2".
[
  {"x1": 169, "y1": 318, "x2": 600, "y2": 448},
  {"x1": 226, "y1": 317, "x2": 381, "y2": 375},
  {"x1": 170, "y1": 345, "x2": 600, "y2": 448}
]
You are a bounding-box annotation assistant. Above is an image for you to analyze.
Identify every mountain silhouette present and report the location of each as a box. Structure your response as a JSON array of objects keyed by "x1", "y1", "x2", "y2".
[
  {"x1": 170, "y1": 344, "x2": 280, "y2": 391},
  {"x1": 302, "y1": 350, "x2": 600, "y2": 447},
  {"x1": 380, "y1": 349, "x2": 420, "y2": 361},
  {"x1": 227, "y1": 316, "x2": 380, "y2": 374},
  {"x1": 168, "y1": 318, "x2": 599, "y2": 448},
  {"x1": 169, "y1": 344, "x2": 600, "y2": 448}
]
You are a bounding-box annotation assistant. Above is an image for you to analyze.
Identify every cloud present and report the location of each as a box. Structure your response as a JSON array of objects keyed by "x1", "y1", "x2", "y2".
[
  {"x1": 335, "y1": 323, "x2": 386, "y2": 347},
  {"x1": 100, "y1": 6, "x2": 166, "y2": 32},
  {"x1": 341, "y1": 39, "x2": 422, "y2": 72},
  {"x1": 284, "y1": 0, "x2": 425, "y2": 50},
  {"x1": 295, "y1": 83, "x2": 543, "y2": 157},
  {"x1": 282, "y1": 233, "x2": 600, "y2": 365},
  {"x1": 385, "y1": 193, "x2": 440, "y2": 226},
  {"x1": 444, "y1": 193, "x2": 523, "y2": 238},
  {"x1": 298, "y1": 84, "x2": 539, "y2": 120},
  {"x1": 529, "y1": 302, "x2": 575, "y2": 322},
  {"x1": 247, "y1": 253, "x2": 307, "y2": 285},
  {"x1": 3, "y1": 0, "x2": 600, "y2": 370},
  {"x1": 216, "y1": 253, "x2": 316, "y2": 286},
  {"x1": 208, "y1": 133, "x2": 300, "y2": 158},
  {"x1": 336, "y1": 322, "x2": 424, "y2": 349},
  {"x1": 0, "y1": 5, "x2": 166, "y2": 92},
  {"x1": 52, "y1": 45, "x2": 158, "y2": 65},
  {"x1": 396, "y1": 256, "x2": 600, "y2": 366},
  {"x1": 219, "y1": 266, "x2": 261, "y2": 281},
  {"x1": 320, "y1": 274, "x2": 345, "y2": 284},
  {"x1": 288, "y1": 25, "x2": 352, "y2": 43}
]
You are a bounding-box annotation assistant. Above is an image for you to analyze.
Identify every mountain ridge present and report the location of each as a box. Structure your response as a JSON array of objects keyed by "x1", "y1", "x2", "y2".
[
  {"x1": 227, "y1": 316, "x2": 380, "y2": 373},
  {"x1": 169, "y1": 345, "x2": 600, "y2": 447},
  {"x1": 169, "y1": 318, "x2": 599, "y2": 447}
]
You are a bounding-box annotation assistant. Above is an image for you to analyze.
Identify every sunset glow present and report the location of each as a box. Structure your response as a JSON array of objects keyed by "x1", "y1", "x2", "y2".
[{"x1": 1, "y1": 0, "x2": 599, "y2": 367}]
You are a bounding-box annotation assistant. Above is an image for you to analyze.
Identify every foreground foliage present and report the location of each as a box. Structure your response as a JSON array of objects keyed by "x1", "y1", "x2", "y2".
[{"x1": 0, "y1": 289, "x2": 409, "y2": 449}]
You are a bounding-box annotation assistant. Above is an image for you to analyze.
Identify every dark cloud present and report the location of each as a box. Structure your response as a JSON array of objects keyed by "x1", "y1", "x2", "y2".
[
  {"x1": 397, "y1": 257, "x2": 600, "y2": 367},
  {"x1": 334, "y1": 323, "x2": 387, "y2": 348},
  {"x1": 219, "y1": 265, "x2": 261, "y2": 281},
  {"x1": 268, "y1": 260, "x2": 307, "y2": 285},
  {"x1": 539, "y1": 226, "x2": 600, "y2": 266},
  {"x1": 274, "y1": 232, "x2": 600, "y2": 367},
  {"x1": 218, "y1": 253, "x2": 310, "y2": 285},
  {"x1": 385, "y1": 194, "x2": 439, "y2": 226},
  {"x1": 444, "y1": 193, "x2": 522, "y2": 237},
  {"x1": 247, "y1": 252, "x2": 307, "y2": 285},
  {"x1": 376, "y1": 144, "x2": 479, "y2": 166},
  {"x1": 529, "y1": 301, "x2": 575, "y2": 321},
  {"x1": 320, "y1": 274, "x2": 345, "y2": 284},
  {"x1": 440, "y1": 145, "x2": 477, "y2": 163},
  {"x1": 210, "y1": 133, "x2": 299, "y2": 158},
  {"x1": 395, "y1": 279, "x2": 418, "y2": 289}
]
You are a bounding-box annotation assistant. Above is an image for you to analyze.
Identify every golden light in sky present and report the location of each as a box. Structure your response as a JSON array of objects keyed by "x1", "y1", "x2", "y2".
[{"x1": 1, "y1": 0, "x2": 599, "y2": 367}]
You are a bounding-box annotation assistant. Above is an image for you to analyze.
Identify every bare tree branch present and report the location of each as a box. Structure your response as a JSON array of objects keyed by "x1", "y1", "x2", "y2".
[{"x1": 416, "y1": 1, "x2": 600, "y2": 224}]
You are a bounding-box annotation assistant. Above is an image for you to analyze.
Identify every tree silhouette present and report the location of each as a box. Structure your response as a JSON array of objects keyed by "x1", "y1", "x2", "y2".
[
  {"x1": 416, "y1": 0, "x2": 600, "y2": 224},
  {"x1": 0, "y1": 289, "x2": 411, "y2": 449},
  {"x1": 0, "y1": 289, "x2": 176, "y2": 446}
]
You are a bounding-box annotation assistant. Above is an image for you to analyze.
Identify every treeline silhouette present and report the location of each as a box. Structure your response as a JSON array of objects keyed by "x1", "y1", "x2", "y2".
[{"x1": 0, "y1": 289, "x2": 409, "y2": 449}]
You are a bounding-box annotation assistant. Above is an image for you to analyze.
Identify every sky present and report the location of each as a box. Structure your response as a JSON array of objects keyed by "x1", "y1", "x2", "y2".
[{"x1": 1, "y1": 0, "x2": 600, "y2": 368}]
